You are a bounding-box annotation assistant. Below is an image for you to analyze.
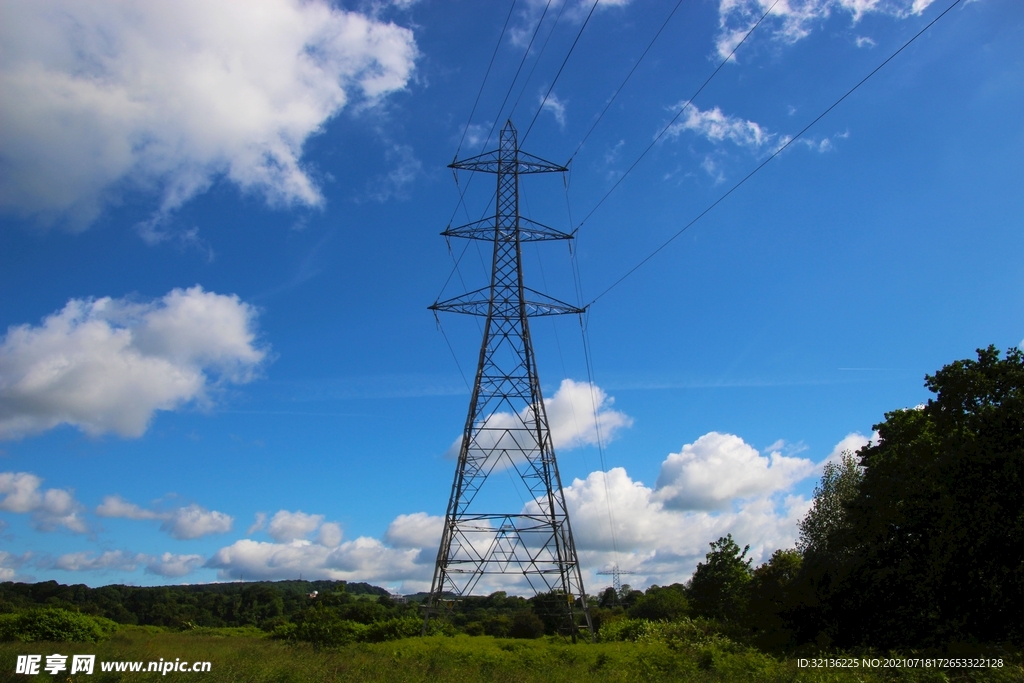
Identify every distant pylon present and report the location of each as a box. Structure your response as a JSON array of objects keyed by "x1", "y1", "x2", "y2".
[
  {"x1": 424, "y1": 121, "x2": 592, "y2": 639},
  {"x1": 597, "y1": 564, "x2": 636, "y2": 596}
]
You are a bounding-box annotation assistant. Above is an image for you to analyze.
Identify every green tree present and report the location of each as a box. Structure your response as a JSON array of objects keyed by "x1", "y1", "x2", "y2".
[
  {"x1": 745, "y1": 549, "x2": 802, "y2": 650},
  {"x1": 812, "y1": 346, "x2": 1024, "y2": 648},
  {"x1": 796, "y1": 451, "x2": 862, "y2": 557},
  {"x1": 627, "y1": 584, "x2": 689, "y2": 621},
  {"x1": 687, "y1": 534, "x2": 752, "y2": 622}
]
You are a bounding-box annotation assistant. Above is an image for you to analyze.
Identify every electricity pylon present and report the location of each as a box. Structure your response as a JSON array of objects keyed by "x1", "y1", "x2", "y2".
[{"x1": 424, "y1": 121, "x2": 592, "y2": 639}]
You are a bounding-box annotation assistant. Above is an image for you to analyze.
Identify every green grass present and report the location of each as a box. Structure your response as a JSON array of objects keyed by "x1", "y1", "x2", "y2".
[{"x1": 1, "y1": 629, "x2": 1021, "y2": 682}]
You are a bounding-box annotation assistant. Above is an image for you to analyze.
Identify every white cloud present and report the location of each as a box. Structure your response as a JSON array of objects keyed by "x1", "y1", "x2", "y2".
[
  {"x1": 246, "y1": 512, "x2": 268, "y2": 535},
  {"x1": 316, "y1": 522, "x2": 344, "y2": 548},
  {"x1": 0, "y1": 286, "x2": 267, "y2": 439},
  {"x1": 206, "y1": 536, "x2": 431, "y2": 588},
  {"x1": 0, "y1": 471, "x2": 87, "y2": 532},
  {"x1": 267, "y1": 510, "x2": 324, "y2": 542},
  {"x1": 821, "y1": 430, "x2": 874, "y2": 466},
  {"x1": 654, "y1": 432, "x2": 816, "y2": 510},
  {"x1": 53, "y1": 550, "x2": 141, "y2": 572},
  {"x1": 96, "y1": 495, "x2": 162, "y2": 520},
  {"x1": 668, "y1": 102, "x2": 776, "y2": 150},
  {"x1": 716, "y1": 0, "x2": 937, "y2": 61},
  {"x1": 445, "y1": 379, "x2": 632, "y2": 462},
  {"x1": 49, "y1": 549, "x2": 202, "y2": 577},
  {"x1": 384, "y1": 512, "x2": 443, "y2": 549},
  {"x1": 855, "y1": 35, "x2": 877, "y2": 48},
  {"x1": 208, "y1": 431, "x2": 857, "y2": 591},
  {"x1": 540, "y1": 92, "x2": 567, "y2": 129},
  {"x1": 0, "y1": 551, "x2": 31, "y2": 582},
  {"x1": 0, "y1": 0, "x2": 418, "y2": 229},
  {"x1": 144, "y1": 552, "x2": 204, "y2": 578},
  {"x1": 97, "y1": 494, "x2": 233, "y2": 539},
  {"x1": 161, "y1": 504, "x2": 233, "y2": 540}
]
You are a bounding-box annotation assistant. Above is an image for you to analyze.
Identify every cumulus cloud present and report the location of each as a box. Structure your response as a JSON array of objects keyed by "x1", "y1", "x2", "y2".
[
  {"x1": 821, "y1": 430, "x2": 875, "y2": 466},
  {"x1": 0, "y1": 472, "x2": 87, "y2": 532},
  {"x1": 316, "y1": 522, "x2": 344, "y2": 548},
  {"x1": 559, "y1": 465, "x2": 812, "y2": 588},
  {"x1": 95, "y1": 495, "x2": 161, "y2": 520},
  {"x1": 206, "y1": 507, "x2": 436, "y2": 590},
  {"x1": 207, "y1": 537, "x2": 431, "y2": 587},
  {"x1": 0, "y1": 551, "x2": 31, "y2": 582},
  {"x1": 384, "y1": 512, "x2": 443, "y2": 550},
  {"x1": 0, "y1": 0, "x2": 418, "y2": 229},
  {"x1": 716, "y1": 0, "x2": 937, "y2": 61},
  {"x1": 654, "y1": 432, "x2": 816, "y2": 510},
  {"x1": 49, "y1": 549, "x2": 204, "y2": 577},
  {"x1": 445, "y1": 379, "x2": 632, "y2": 464},
  {"x1": 267, "y1": 510, "x2": 324, "y2": 543},
  {"x1": 144, "y1": 552, "x2": 204, "y2": 578},
  {"x1": 246, "y1": 512, "x2": 268, "y2": 535},
  {"x1": 97, "y1": 495, "x2": 233, "y2": 539},
  {"x1": 162, "y1": 505, "x2": 233, "y2": 540},
  {"x1": 208, "y1": 431, "x2": 855, "y2": 591},
  {"x1": 0, "y1": 286, "x2": 267, "y2": 439},
  {"x1": 53, "y1": 550, "x2": 141, "y2": 572}
]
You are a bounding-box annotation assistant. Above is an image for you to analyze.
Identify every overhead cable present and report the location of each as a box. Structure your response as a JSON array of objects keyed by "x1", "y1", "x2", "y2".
[
  {"x1": 574, "y1": 0, "x2": 782, "y2": 233},
  {"x1": 587, "y1": 0, "x2": 966, "y2": 306}
]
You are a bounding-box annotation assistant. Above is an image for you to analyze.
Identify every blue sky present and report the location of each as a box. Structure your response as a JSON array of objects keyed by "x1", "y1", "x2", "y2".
[{"x1": 1, "y1": 0, "x2": 1021, "y2": 594}]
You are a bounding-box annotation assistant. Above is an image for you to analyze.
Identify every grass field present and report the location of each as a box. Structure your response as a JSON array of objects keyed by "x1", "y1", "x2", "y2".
[{"x1": 2, "y1": 628, "x2": 1022, "y2": 682}]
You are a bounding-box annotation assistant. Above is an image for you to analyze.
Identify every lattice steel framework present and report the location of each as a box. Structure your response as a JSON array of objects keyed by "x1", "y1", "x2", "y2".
[{"x1": 424, "y1": 121, "x2": 592, "y2": 639}]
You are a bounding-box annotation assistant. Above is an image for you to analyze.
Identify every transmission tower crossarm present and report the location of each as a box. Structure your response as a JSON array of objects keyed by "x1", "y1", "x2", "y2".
[
  {"x1": 430, "y1": 288, "x2": 585, "y2": 317},
  {"x1": 449, "y1": 124, "x2": 567, "y2": 174},
  {"x1": 443, "y1": 216, "x2": 573, "y2": 242}
]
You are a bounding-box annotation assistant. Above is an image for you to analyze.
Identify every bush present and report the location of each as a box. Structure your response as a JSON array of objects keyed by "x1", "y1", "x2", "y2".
[
  {"x1": 508, "y1": 612, "x2": 545, "y2": 639},
  {"x1": 294, "y1": 611, "x2": 368, "y2": 647},
  {"x1": 364, "y1": 616, "x2": 421, "y2": 643},
  {"x1": 628, "y1": 586, "x2": 689, "y2": 622},
  {"x1": 0, "y1": 608, "x2": 118, "y2": 643}
]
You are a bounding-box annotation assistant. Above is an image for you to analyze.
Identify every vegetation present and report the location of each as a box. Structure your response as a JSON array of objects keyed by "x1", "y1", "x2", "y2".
[{"x1": 1, "y1": 346, "x2": 1022, "y2": 680}]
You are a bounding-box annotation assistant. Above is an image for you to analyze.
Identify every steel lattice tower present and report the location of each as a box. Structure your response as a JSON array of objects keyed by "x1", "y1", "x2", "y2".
[{"x1": 424, "y1": 121, "x2": 592, "y2": 638}]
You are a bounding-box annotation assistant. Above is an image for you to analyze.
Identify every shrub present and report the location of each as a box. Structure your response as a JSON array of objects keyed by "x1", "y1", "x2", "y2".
[
  {"x1": 0, "y1": 608, "x2": 117, "y2": 643},
  {"x1": 294, "y1": 611, "x2": 368, "y2": 647},
  {"x1": 509, "y1": 612, "x2": 545, "y2": 639},
  {"x1": 364, "y1": 616, "x2": 421, "y2": 642}
]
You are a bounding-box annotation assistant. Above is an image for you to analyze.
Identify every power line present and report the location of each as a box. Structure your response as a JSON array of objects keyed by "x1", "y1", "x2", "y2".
[
  {"x1": 567, "y1": 0, "x2": 685, "y2": 163},
  {"x1": 522, "y1": 0, "x2": 601, "y2": 143},
  {"x1": 483, "y1": 0, "x2": 556, "y2": 150},
  {"x1": 586, "y1": 0, "x2": 965, "y2": 306},
  {"x1": 453, "y1": 0, "x2": 519, "y2": 161},
  {"x1": 573, "y1": 0, "x2": 782, "y2": 233},
  {"x1": 507, "y1": 0, "x2": 572, "y2": 124}
]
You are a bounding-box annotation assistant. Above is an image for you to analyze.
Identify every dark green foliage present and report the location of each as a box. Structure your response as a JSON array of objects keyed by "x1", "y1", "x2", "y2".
[
  {"x1": 508, "y1": 611, "x2": 545, "y2": 639},
  {"x1": 597, "y1": 586, "x2": 618, "y2": 608},
  {"x1": 792, "y1": 346, "x2": 1024, "y2": 649},
  {"x1": 688, "y1": 535, "x2": 752, "y2": 622},
  {"x1": 294, "y1": 609, "x2": 369, "y2": 647},
  {"x1": 0, "y1": 579, "x2": 377, "y2": 630},
  {"x1": 628, "y1": 584, "x2": 689, "y2": 622},
  {"x1": 745, "y1": 549, "x2": 801, "y2": 650},
  {"x1": 0, "y1": 608, "x2": 117, "y2": 642}
]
